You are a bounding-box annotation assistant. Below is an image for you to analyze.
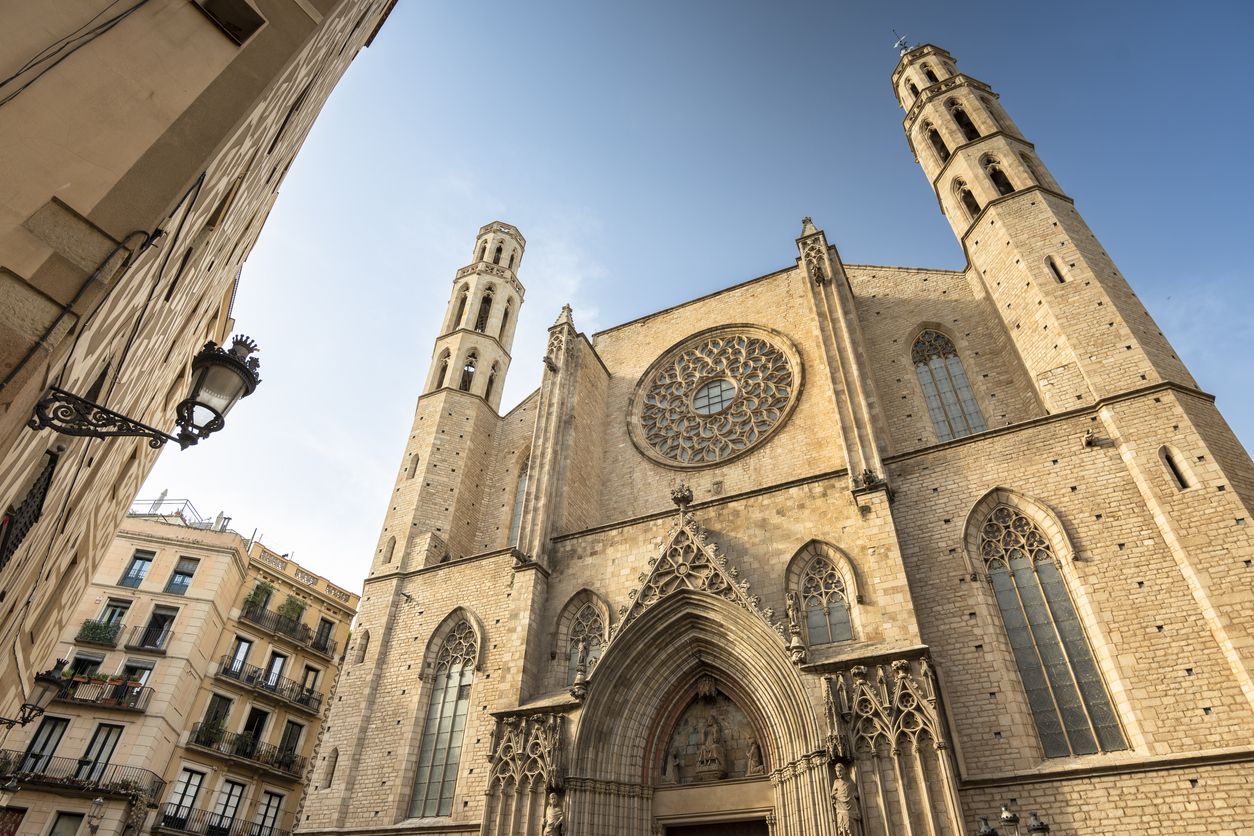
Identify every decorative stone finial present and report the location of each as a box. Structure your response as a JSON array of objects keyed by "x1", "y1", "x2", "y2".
[
  {"x1": 671, "y1": 483, "x2": 693, "y2": 510},
  {"x1": 800, "y1": 217, "x2": 818, "y2": 237},
  {"x1": 553, "y1": 304, "x2": 575, "y2": 328}
]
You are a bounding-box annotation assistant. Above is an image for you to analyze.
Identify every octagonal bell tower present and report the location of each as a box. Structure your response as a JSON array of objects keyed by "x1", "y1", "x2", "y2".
[{"x1": 426, "y1": 221, "x2": 526, "y2": 412}]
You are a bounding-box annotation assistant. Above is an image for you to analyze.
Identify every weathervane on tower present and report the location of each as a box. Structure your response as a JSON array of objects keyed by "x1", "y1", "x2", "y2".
[{"x1": 892, "y1": 30, "x2": 911, "y2": 54}]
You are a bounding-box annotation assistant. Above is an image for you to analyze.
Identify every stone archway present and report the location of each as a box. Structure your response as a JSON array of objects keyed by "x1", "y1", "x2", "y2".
[{"x1": 566, "y1": 590, "x2": 834, "y2": 836}]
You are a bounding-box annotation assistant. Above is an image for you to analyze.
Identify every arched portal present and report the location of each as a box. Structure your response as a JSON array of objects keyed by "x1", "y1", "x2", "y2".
[{"x1": 567, "y1": 591, "x2": 831, "y2": 836}]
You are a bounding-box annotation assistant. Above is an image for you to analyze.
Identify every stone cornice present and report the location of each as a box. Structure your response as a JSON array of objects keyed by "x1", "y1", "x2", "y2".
[
  {"x1": 453, "y1": 261, "x2": 524, "y2": 298},
  {"x1": 960, "y1": 745, "x2": 1254, "y2": 789},
  {"x1": 923, "y1": 130, "x2": 1037, "y2": 194},
  {"x1": 433, "y1": 327, "x2": 513, "y2": 362},
  {"x1": 955, "y1": 184, "x2": 1076, "y2": 244}
]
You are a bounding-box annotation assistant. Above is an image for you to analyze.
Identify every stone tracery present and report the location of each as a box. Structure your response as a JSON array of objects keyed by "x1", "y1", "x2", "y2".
[{"x1": 629, "y1": 327, "x2": 800, "y2": 467}]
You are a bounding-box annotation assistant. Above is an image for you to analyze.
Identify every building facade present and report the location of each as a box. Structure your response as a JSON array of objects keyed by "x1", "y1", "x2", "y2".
[
  {"x1": 0, "y1": 0, "x2": 395, "y2": 725},
  {"x1": 0, "y1": 499, "x2": 358, "y2": 835},
  {"x1": 300, "y1": 44, "x2": 1254, "y2": 836}
]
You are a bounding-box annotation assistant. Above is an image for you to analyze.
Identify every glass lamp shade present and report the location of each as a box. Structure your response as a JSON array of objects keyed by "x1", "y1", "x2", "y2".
[{"x1": 174, "y1": 335, "x2": 260, "y2": 447}]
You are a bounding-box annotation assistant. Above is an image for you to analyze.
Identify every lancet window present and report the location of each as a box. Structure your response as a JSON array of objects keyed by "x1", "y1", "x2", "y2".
[
  {"x1": 460, "y1": 352, "x2": 477, "y2": 392},
  {"x1": 485, "y1": 364, "x2": 499, "y2": 402},
  {"x1": 978, "y1": 505, "x2": 1126, "y2": 757},
  {"x1": 452, "y1": 288, "x2": 469, "y2": 329},
  {"x1": 955, "y1": 180, "x2": 981, "y2": 220},
  {"x1": 474, "y1": 289, "x2": 493, "y2": 333},
  {"x1": 925, "y1": 123, "x2": 950, "y2": 163},
  {"x1": 796, "y1": 543, "x2": 853, "y2": 644},
  {"x1": 985, "y1": 157, "x2": 1015, "y2": 196},
  {"x1": 499, "y1": 301, "x2": 511, "y2": 340},
  {"x1": 508, "y1": 460, "x2": 528, "y2": 546},
  {"x1": 949, "y1": 101, "x2": 981, "y2": 141},
  {"x1": 434, "y1": 351, "x2": 450, "y2": 389},
  {"x1": 409, "y1": 620, "x2": 478, "y2": 817},
  {"x1": 912, "y1": 329, "x2": 986, "y2": 441},
  {"x1": 493, "y1": 244, "x2": 503, "y2": 265},
  {"x1": 567, "y1": 604, "x2": 605, "y2": 685},
  {"x1": 922, "y1": 63, "x2": 939, "y2": 84}
]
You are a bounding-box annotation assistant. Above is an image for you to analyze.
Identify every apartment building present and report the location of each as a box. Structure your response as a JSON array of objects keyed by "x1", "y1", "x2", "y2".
[{"x1": 0, "y1": 499, "x2": 358, "y2": 835}]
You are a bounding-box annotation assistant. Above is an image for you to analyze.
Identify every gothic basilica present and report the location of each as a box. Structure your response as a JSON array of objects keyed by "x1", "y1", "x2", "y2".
[{"x1": 298, "y1": 43, "x2": 1254, "y2": 835}]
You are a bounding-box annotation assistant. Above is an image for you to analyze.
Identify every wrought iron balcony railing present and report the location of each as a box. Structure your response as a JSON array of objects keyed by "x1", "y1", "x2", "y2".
[
  {"x1": 54, "y1": 680, "x2": 153, "y2": 711},
  {"x1": 125, "y1": 624, "x2": 173, "y2": 652},
  {"x1": 76, "y1": 619, "x2": 124, "y2": 647},
  {"x1": 188, "y1": 723, "x2": 307, "y2": 779},
  {"x1": 239, "y1": 604, "x2": 337, "y2": 658},
  {"x1": 153, "y1": 802, "x2": 290, "y2": 836},
  {"x1": 0, "y1": 748, "x2": 165, "y2": 805},
  {"x1": 215, "y1": 656, "x2": 323, "y2": 713}
]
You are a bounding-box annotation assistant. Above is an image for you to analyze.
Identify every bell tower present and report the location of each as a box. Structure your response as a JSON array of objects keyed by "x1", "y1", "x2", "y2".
[
  {"x1": 426, "y1": 221, "x2": 526, "y2": 411},
  {"x1": 893, "y1": 42, "x2": 1195, "y2": 410},
  {"x1": 369, "y1": 221, "x2": 526, "y2": 575}
]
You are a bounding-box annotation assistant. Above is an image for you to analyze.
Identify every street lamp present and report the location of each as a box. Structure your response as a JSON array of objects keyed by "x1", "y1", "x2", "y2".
[
  {"x1": 29, "y1": 335, "x2": 261, "y2": 450},
  {"x1": 86, "y1": 797, "x2": 105, "y2": 834},
  {"x1": 0, "y1": 663, "x2": 64, "y2": 729},
  {"x1": 1026, "y1": 812, "x2": 1051, "y2": 834}
]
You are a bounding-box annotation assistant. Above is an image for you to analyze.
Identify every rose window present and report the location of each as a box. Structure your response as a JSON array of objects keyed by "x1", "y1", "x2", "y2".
[{"x1": 628, "y1": 326, "x2": 801, "y2": 467}]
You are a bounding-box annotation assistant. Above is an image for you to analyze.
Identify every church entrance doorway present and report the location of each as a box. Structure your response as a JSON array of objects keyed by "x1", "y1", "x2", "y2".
[{"x1": 665, "y1": 822, "x2": 769, "y2": 836}]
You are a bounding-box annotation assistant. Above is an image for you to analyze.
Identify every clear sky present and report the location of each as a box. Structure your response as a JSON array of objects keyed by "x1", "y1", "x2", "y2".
[{"x1": 142, "y1": 0, "x2": 1254, "y2": 591}]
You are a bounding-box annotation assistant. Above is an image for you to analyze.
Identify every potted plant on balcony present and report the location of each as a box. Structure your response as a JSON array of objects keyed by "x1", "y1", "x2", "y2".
[
  {"x1": 234, "y1": 731, "x2": 256, "y2": 758},
  {"x1": 197, "y1": 719, "x2": 226, "y2": 747},
  {"x1": 244, "y1": 580, "x2": 274, "y2": 612},
  {"x1": 277, "y1": 595, "x2": 306, "y2": 622}
]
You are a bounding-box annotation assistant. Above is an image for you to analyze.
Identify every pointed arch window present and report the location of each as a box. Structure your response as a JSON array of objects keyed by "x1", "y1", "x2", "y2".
[
  {"x1": 499, "y1": 301, "x2": 511, "y2": 340},
  {"x1": 322, "y1": 747, "x2": 339, "y2": 788},
  {"x1": 354, "y1": 629, "x2": 370, "y2": 664},
  {"x1": 948, "y1": 102, "x2": 980, "y2": 141},
  {"x1": 984, "y1": 157, "x2": 1015, "y2": 196},
  {"x1": 434, "y1": 352, "x2": 450, "y2": 390},
  {"x1": 907, "y1": 81, "x2": 919, "y2": 99},
  {"x1": 474, "y1": 290, "x2": 493, "y2": 333},
  {"x1": 796, "y1": 543, "x2": 853, "y2": 644},
  {"x1": 459, "y1": 353, "x2": 477, "y2": 392},
  {"x1": 381, "y1": 536, "x2": 396, "y2": 564},
  {"x1": 409, "y1": 621, "x2": 477, "y2": 817},
  {"x1": 925, "y1": 123, "x2": 950, "y2": 163},
  {"x1": 477, "y1": 243, "x2": 486, "y2": 262},
  {"x1": 566, "y1": 604, "x2": 605, "y2": 685},
  {"x1": 912, "y1": 330, "x2": 986, "y2": 441},
  {"x1": 507, "y1": 252, "x2": 515, "y2": 270},
  {"x1": 484, "y1": 364, "x2": 499, "y2": 402},
  {"x1": 508, "y1": 460, "x2": 528, "y2": 546},
  {"x1": 979, "y1": 505, "x2": 1126, "y2": 756},
  {"x1": 1021, "y1": 153, "x2": 1047, "y2": 187},
  {"x1": 955, "y1": 180, "x2": 982, "y2": 220},
  {"x1": 492, "y1": 245, "x2": 503, "y2": 265},
  {"x1": 407, "y1": 453, "x2": 420, "y2": 479},
  {"x1": 922, "y1": 64, "x2": 939, "y2": 84},
  {"x1": 452, "y1": 288, "x2": 469, "y2": 329}
]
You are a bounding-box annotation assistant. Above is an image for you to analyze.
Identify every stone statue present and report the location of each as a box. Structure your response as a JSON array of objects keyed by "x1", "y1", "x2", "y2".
[
  {"x1": 543, "y1": 792, "x2": 564, "y2": 836},
  {"x1": 662, "y1": 745, "x2": 681, "y2": 783},
  {"x1": 695, "y1": 715, "x2": 726, "y2": 780},
  {"x1": 785, "y1": 591, "x2": 801, "y2": 632},
  {"x1": 831, "y1": 763, "x2": 862, "y2": 836},
  {"x1": 746, "y1": 740, "x2": 764, "y2": 775}
]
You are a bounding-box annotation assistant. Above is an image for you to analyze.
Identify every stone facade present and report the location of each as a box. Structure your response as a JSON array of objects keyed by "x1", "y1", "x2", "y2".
[
  {"x1": 0, "y1": 499, "x2": 358, "y2": 835},
  {"x1": 0, "y1": 0, "x2": 396, "y2": 725},
  {"x1": 300, "y1": 44, "x2": 1254, "y2": 835}
]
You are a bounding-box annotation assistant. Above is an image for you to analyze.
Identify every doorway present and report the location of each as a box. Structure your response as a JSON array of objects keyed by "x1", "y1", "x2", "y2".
[{"x1": 665, "y1": 822, "x2": 769, "y2": 836}]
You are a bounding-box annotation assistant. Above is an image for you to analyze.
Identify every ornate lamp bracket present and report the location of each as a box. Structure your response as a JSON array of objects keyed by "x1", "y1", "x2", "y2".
[{"x1": 29, "y1": 387, "x2": 181, "y2": 449}]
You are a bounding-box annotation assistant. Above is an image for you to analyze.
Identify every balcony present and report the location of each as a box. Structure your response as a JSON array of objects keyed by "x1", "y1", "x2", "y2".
[
  {"x1": 53, "y1": 679, "x2": 153, "y2": 712},
  {"x1": 153, "y1": 803, "x2": 290, "y2": 836},
  {"x1": 125, "y1": 624, "x2": 173, "y2": 653},
  {"x1": 76, "y1": 619, "x2": 123, "y2": 647},
  {"x1": 239, "y1": 605, "x2": 337, "y2": 658},
  {"x1": 215, "y1": 656, "x2": 323, "y2": 714},
  {"x1": 188, "y1": 724, "x2": 307, "y2": 779},
  {"x1": 0, "y1": 749, "x2": 165, "y2": 806}
]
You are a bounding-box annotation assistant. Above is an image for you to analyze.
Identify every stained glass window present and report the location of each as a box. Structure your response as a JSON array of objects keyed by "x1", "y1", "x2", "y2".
[
  {"x1": 980, "y1": 505, "x2": 1126, "y2": 757},
  {"x1": 409, "y1": 620, "x2": 477, "y2": 818},
  {"x1": 692, "y1": 379, "x2": 737, "y2": 415},
  {"x1": 797, "y1": 544, "x2": 853, "y2": 645},
  {"x1": 912, "y1": 330, "x2": 986, "y2": 442}
]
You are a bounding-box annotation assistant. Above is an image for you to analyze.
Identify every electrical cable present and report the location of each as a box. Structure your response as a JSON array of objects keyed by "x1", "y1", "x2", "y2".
[
  {"x1": 0, "y1": 0, "x2": 128, "y2": 88},
  {"x1": 0, "y1": 0, "x2": 151, "y2": 110}
]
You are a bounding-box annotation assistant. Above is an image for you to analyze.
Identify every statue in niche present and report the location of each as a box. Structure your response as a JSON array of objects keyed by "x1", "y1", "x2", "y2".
[
  {"x1": 543, "y1": 792, "x2": 564, "y2": 836},
  {"x1": 695, "y1": 715, "x2": 726, "y2": 780},
  {"x1": 831, "y1": 763, "x2": 862, "y2": 836},
  {"x1": 662, "y1": 745, "x2": 681, "y2": 783},
  {"x1": 746, "y1": 740, "x2": 764, "y2": 775}
]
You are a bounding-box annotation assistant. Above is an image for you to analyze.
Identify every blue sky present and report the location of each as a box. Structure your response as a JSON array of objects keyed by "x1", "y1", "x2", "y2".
[{"x1": 143, "y1": 1, "x2": 1254, "y2": 590}]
